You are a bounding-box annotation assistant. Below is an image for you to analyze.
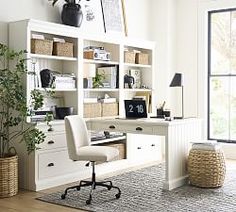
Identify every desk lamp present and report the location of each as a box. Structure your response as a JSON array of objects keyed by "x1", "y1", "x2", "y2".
[{"x1": 169, "y1": 73, "x2": 184, "y2": 119}]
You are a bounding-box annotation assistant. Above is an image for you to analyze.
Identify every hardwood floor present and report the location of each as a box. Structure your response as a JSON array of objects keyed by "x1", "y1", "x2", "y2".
[{"x1": 0, "y1": 160, "x2": 235, "y2": 212}]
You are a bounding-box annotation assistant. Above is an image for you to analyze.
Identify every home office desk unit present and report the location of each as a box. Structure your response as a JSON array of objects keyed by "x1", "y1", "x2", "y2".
[{"x1": 87, "y1": 118, "x2": 202, "y2": 190}]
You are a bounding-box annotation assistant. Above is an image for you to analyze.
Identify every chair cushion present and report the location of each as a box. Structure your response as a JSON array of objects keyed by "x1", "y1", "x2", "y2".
[{"x1": 75, "y1": 146, "x2": 119, "y2": 162}]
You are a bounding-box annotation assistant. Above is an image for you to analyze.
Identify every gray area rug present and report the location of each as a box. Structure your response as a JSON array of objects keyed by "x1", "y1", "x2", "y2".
[{"x1": 37, "y1": 164, "x2": 236, "y2": 212}]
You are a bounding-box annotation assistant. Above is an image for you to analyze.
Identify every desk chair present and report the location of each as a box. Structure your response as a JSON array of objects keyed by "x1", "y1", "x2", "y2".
[{"x1": 61, "y1": 115, "x2": 121, "y2": 204}]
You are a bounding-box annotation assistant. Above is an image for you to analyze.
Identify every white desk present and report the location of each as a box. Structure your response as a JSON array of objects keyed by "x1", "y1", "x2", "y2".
[{"x1": 87, "y1": 118, "x2": 202, "y2": 191}]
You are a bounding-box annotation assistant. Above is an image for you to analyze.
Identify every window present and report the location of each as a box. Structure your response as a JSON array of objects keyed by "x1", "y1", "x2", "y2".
[{"x1": 208, "y1": 9, "x2": 236, "y2": 142}]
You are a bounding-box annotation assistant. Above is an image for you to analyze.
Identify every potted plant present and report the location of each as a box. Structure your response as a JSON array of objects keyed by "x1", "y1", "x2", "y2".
[
  {"x1": 49, "y1": 0, "x2": 83, "y2": 27},
  {"x1": 0, "y1": 43, "x2": 46, "y2": 197}
]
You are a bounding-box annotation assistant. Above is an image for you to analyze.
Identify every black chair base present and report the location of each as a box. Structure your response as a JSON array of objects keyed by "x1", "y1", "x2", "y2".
[{"x1": 61, "y1": 162, "x2": 121, "y2": 204}]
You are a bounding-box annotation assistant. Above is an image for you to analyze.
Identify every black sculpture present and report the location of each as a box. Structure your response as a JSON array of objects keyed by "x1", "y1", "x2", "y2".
[
  {"x1": 124, "y1": 74, "x2": 134, "y2": 88},
  {"x1": 40, "y1": 69, "x2": 54, "y2": 88}
]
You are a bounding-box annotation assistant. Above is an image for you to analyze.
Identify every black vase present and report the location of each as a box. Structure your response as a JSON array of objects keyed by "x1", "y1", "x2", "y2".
[{"x1": 61, "y1": 3, "x2": 83, "y2": 27}]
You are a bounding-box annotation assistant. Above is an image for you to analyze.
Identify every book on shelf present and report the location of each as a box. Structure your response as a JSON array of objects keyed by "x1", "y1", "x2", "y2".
[{"x1": 100, "y1": 98, "x2": 116, "y2": 103}]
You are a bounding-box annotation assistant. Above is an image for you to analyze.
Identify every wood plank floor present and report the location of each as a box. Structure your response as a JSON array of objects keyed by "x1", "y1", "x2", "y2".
[
  {"x1": 0, "y1": 160, "x2": 235, "y2": 212},
  {"x1": 0, "y1": 162, "x2": 157, "y2": 212}
]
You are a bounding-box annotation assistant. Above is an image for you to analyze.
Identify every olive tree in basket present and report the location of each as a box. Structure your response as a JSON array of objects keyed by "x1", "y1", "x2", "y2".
[{"x1": 0, "y1": 43, "x2": 46, "y2": 197}]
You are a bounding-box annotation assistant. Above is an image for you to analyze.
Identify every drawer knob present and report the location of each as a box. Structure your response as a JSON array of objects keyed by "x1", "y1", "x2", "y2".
[
  {"x1": 109, "y1": 125, "x2": 116, "y2": 129},
  {"x1": 137, "y1": 147, "x2": 142, "y2": 150},
  {"x1": 47, "y1": 163, "x2": 54, "y2": 167},
  {"x1": 151, "y1": 144, "x2": 155, "y2": 147},
  {"x1": 136, "y1": 127, "x2": 143, "y2": 131},
  {"x1": 48, "y1": 140, "x2": 55, "y2": 144}
]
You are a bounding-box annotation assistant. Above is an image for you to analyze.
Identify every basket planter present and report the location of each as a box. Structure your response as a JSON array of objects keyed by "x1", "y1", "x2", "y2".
[{"x1": 0, "y1": 155, "x2": 18, "y2": 198}]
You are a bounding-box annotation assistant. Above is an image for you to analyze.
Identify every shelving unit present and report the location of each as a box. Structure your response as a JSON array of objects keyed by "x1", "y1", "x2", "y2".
[{"x1": 9, "y1": 19, "x2": 157, "y2": 191}]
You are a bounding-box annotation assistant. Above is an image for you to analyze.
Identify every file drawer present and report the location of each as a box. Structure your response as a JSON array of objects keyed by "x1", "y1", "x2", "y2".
[
  {"x1": 36, "y1": 123, "x2": 65, "y2": 134},
  {"x1": 38, "y1": 150, "x2": 86, "y2": 180}
]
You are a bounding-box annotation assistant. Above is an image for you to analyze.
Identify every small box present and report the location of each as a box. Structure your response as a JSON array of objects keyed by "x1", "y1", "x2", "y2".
[
  {"x1": 135, "y1": 53, "x2": 149, "y2": 65},
  {"x1": 31, "y1": 39, "x2": 53, "y2": 55},
  {"x1": 83, "y1": 103, "x2": 101, "y2": 118},
  {"x1": 101, "y1": 102, "x2": 118, "y2": 117},
  {"x1": 53, "y1": 42, "x2": 74, "y2": 57},
  {"x1": 124, "y1": 51, "x2": 136, "y2": 64}
]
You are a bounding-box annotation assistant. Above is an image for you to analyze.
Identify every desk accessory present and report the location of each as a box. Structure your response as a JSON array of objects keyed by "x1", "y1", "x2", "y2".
[
  {"x1": 169, "y1": 73, "x2": 184, "y2": 119},
  {"x1": 124, "y1": 100, "x2": 147, "y2": 119},
  {"x1": 83, "y1": 64, "x2": 96, "y2": 88}
]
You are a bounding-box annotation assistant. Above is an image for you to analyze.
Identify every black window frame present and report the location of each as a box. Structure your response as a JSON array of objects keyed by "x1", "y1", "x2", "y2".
[{"x1": 208, "y1": 8, "x2": 236, "y2": 143}]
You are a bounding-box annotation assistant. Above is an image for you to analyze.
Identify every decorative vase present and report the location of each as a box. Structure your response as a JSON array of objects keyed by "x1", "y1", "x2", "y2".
[
  {"x1": 61, "y1": 3, "x2": 83, "y2": 27},
  {"x1": 0, "y1": 155, "x2": 18, "y2": 198}
]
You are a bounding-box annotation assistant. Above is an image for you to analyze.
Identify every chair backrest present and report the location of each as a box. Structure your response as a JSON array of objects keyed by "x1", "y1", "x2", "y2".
[{"x1": 64, "y1": 115, "x2": 90, "y2": 160}]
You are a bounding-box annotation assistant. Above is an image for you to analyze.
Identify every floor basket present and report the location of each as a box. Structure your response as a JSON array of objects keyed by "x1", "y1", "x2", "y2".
[
  {"x1": 0, "y1": 155, "x2": 18, "y2": 198},
  {"x1": 188, "y1": 149, "x2": 226, "y2": 188}
]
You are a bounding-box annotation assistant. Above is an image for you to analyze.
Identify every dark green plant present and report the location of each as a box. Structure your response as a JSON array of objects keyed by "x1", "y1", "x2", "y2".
[
  {"x1": 93, "y1": 73, "x2": 105, "y2": 88},
  {"x1": 0, "y1": 43, "x2": 46, "y2": 158},
  {"x1": 49, "y1": 0, "x2": 80, "y2": 6}
]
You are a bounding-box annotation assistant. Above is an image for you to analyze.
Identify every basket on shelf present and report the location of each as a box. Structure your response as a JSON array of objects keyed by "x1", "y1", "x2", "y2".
[
  {"x1": 135, "y1": 53, "x2": 149, "y2": 65},
  {"x1": 188, "y1": 148, "x2": 226, "y2": 188},
  {"x1": 53, "y1": 42, "x2": 74, "y2": 57},
  {"x1": 124, "y1": 51, "x2": 136, "y2": 64},
  {"x1": 101, "y1": 102, "x2": 119, "y2": 117},
  {"x1": 83, "y1": 103, "x2": 102, "y2": 118},
  {"x1": 0, "y1": 155, "x2": 18, "y2": 198},
  {"x1": 31, "y1": 39, "x2": 53, "y2": 55}
]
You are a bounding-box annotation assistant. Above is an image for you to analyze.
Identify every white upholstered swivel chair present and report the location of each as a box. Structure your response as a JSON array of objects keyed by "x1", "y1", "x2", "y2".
[{"x1": 61, "y1": 115, "x2": 121, "y2": 204}]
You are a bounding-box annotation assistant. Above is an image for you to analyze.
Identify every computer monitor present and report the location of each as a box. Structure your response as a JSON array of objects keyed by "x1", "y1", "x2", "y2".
[{"x1": 124, "y1": 100, "x2": 147, "y2": 119}]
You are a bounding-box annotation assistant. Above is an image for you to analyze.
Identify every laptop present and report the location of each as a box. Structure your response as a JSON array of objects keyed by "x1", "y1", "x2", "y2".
[{"x1": 124, "y1": 100, "x2": 147, "y2": 119}]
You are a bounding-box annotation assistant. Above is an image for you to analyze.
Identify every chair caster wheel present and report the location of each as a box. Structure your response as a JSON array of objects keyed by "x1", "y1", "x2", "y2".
[
  {"x1": 108, "y1": 186, "x2": 112, "y2": 190},
  {"x1": 86, "y1": 199, "x2": 91, "y2": 205},
  {"x1": 115, "y1": 193, "x2": 121, "y2": 199},
  {"x1": 77, "y1": 187, "x2": 80, "y2": 191},
  {"x1": 61, "y1": 194, "x2": 66, "y2": 199}
]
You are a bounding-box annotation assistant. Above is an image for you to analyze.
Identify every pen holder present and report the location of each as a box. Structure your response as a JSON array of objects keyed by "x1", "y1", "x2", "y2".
[
  {"x1": 163, "y1": 110, "x2": 171, "y2": 117},
  {"x1": 156, "y1": 109, "x2": 165, "y2": 118}
]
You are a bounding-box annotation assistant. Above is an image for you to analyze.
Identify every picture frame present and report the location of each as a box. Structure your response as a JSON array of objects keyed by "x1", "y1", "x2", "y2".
[
  {"x1": 101, "y1": 0, "x2": 128, "y2": 36},
  {"x1": 80, "y1": 0, "x2": 105, "y2": 35}
]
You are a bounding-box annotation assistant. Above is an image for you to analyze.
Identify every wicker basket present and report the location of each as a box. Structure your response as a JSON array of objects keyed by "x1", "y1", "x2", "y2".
[
  {"x1": 101, "y1": 102, "x2": 119, "y2": 117},
  {"x1": 53, "y1": 42, "x2": 74, "y2": 57},
  {"x1": 124, "y1": 51, "x2": 136, "y2": 64},
  {"x1": 188, "y1": 149, "x2": 226, "y2": 188},
  {"x1": 135, "y1": 53, "x2": 149, "y2": 65},
  {"x1": 83, "y1": 103, "x2": 102, "y2": 118},
  {"x1": 31, "y1": 39, "x2": 53, "y2": 55},
  {"x1": 0, "y1": 155, "x2": 18, "y2": 198}
]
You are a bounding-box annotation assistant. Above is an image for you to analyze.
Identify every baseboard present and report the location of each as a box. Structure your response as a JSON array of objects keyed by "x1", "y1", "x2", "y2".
[{"x1": 163, "y1": 175, "x2": 188, "y2": 190}]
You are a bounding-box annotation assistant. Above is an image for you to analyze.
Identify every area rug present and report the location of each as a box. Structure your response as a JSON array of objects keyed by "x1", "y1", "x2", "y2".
[{"x1": 37, "y1": 164, "x2": 236, "y2": 212}]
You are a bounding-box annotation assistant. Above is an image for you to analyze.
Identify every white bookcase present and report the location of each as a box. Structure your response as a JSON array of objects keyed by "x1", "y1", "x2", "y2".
[{"x1": 9, "y1": 19, "x2": 159, "y2": 191}]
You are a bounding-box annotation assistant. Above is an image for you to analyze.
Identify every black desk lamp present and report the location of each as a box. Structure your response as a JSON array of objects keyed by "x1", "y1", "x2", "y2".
[{"x1": 169, "y1": 73, "x2": 184, "y2": 119}]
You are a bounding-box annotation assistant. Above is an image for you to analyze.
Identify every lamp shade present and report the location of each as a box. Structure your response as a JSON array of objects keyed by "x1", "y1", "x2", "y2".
[
  {"x1": 169, "y1": 73, "x2": 183, "y2": 87},
  {"x1": 83, "y1": 64, "x2": 96, "y2": 78}
]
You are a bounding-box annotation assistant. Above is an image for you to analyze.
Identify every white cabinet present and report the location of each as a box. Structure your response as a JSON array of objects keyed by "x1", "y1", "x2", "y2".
[{"x1": 9, "y1": 19, "x2": 156, "y2": 191}]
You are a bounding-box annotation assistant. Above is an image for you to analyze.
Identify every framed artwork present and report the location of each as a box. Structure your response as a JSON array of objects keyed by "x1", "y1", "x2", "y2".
[
  {"x1": 80, "y1": 0, "x2": 105, "y2": 35},
  {"x1": 101, "y1": 0, "x2": 128, "y2": 36}
]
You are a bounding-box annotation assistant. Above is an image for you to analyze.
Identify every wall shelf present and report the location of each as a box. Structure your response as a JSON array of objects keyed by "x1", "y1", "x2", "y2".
[
  {"x1": 29, "y1": 53, "x2": 78, "y2": 61},
  {"x1": 84, "y1": 59, "x2": 119, "y2": 65},
  {"x1": 124, "y1": 63, "x2": 151, "y2": 69}
]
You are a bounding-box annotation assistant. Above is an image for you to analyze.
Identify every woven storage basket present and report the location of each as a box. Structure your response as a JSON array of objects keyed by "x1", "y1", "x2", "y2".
[
  {"x1": 124, "y1": 51, "x2": 136, "y2": 64},
  {"x1": 188, "y1": 149, "x2": 226, "y2": 188},
  {"x1": 53, "y1": 42, "x2": 74, "y2": 57},
  {"x1": 135, "y1": 53, "x2": 149, "y2": 65},
  {"x1": 83, "y1": 103, "x2": 102, "y2": 118},
  {"x1": 0, "y1": 155, "x2": 18, "y2": 198},
  {"x1": 31, "y1": 39, "x2": 53, "y2": 55},
  {"x1": 101, "y1": 102, "x2": 119, "y2": 117}
]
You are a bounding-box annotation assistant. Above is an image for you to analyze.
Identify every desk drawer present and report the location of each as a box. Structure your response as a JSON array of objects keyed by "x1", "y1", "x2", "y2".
[
  {"x1": 38, "y1": 150, "x2": 87, "y2": 180},
  {"x1": 92, "y1": 122, "x2": 153, "y2": 134},
  {"x1": 37, "y1": 123, "x2": 65, "y2": 134},
  {"x1": 38, "y1": 133, "x2": 67, "y2": 151}
]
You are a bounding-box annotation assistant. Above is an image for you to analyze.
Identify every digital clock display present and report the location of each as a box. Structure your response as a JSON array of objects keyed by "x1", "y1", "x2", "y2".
[{"x1": 124, "y1": 100, "x2": 147, "y2": 119}]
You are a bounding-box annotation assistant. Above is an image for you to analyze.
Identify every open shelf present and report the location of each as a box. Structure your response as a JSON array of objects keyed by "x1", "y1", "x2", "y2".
[
  {"x1": 124, "y1": 63, "x2": 151, "y2": 69},
  {"x1": 123, "y1": 88, "x2": 152, "y2": 92},
  {"x1": 29, "y1": 53, "x2": 78, "y2": 61},
  {"x1": 84, "y1": 88, "x2": 119, "y2": 92},
  {"x1": 38, "y1": 88, "x2": 77, "y2": 92},
  {"x1": 84, "y1": 59, "x2": 119, "y2": 65}
]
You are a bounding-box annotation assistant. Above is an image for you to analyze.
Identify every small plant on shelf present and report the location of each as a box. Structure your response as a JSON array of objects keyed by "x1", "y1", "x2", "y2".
[{"x1": 92, "y1": 73, "x2": 105, "y2": 88}]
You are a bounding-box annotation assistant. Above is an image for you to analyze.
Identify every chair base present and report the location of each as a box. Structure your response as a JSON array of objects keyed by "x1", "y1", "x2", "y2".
[{"x1": 61, "y1": 162, "x2": 121, "y2": 204}]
